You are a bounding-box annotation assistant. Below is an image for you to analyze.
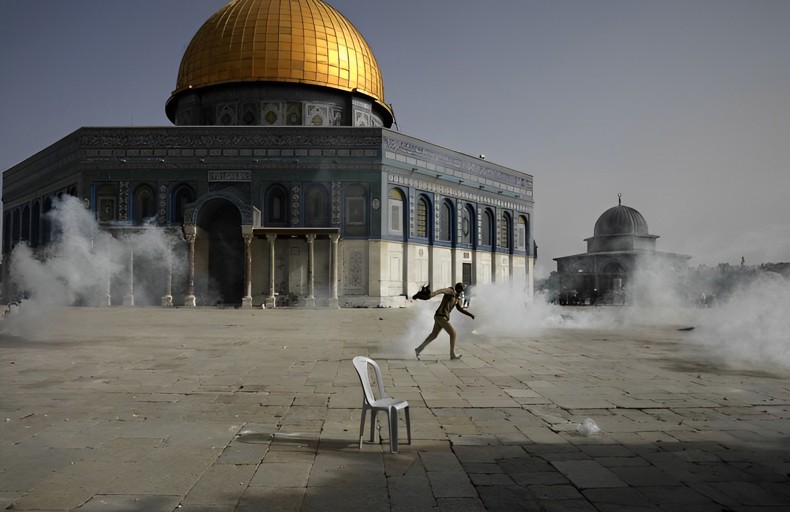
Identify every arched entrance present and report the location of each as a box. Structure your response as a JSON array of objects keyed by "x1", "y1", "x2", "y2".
[
  {"x1": 601, "y1": 261, "x2": 626, "y2": 304},
  {"x1": 197, "y1": 199, "x2": 244, "y2": 305}
]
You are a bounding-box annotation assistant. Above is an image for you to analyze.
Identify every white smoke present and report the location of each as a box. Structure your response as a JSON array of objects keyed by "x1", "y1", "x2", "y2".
[
  {"x1": 471, "y1": 283, "x2": 577, "y2": 335},
  {"x1": 416, "y1": 264, "x2": 789, "y2": 370},
  {"x1": 690, "y1": 272, "x2": 790, "y2": 369},
  {"x1": 2, "y1": 196, "x2": 185, "y2": 336},
  {"x1": 7, "y1": 198, "x2": 124, "y2": 307}
]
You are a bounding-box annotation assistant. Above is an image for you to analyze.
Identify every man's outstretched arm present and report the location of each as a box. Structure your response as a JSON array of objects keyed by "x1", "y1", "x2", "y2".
[
  {"x1": 455, "y1": 303, "x2": 475, "y2": 319},
  {"x1": 430, "y1": 287, "x2": 454, "y2": 298}
]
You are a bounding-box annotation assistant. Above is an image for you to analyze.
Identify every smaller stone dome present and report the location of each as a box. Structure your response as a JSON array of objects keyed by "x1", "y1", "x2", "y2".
[{"x1": 593, "y1": 203, "x2": 649, "y2": 237}]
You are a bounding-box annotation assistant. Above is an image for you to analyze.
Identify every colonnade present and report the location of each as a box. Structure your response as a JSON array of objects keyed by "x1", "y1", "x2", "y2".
[{"x1": 183, "y1": 225, "x2": 340, "y2": 308}]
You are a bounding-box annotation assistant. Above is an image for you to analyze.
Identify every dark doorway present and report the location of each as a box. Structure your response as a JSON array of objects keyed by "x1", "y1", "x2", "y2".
[
  {"x1": 199, "y1": 200, "x2": 243, "y2": 305},
  {"x1": 462, "y1": 262, "x2": 472, "y2": 286}
]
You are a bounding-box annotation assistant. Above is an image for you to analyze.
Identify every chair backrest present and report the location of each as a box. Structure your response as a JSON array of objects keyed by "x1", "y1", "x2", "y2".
[{"x1": 352, "y1": 356, "x2": 389, "y2": 405}]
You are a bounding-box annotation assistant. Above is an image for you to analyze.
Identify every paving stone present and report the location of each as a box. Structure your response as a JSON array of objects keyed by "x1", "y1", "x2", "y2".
[
  {"x1": 301, "y1": 486, "x2": 390, "y2": 512},
  {"x1": 435, "y1": 497, "x2": 486, "y2": 512},
  {"x1": 551, "y1": 460, "x2": 629, "y2": 488},
  {"x1": 100, "y1": 455, "x2": 209, "y2": 495},
  {"x1": 477, "y1": 485, "x2": 542, "y2": 511},
  {"x1": 635, "y1": 485, "x2": 715, "y2": 505},
  {"x1": 426, "y1": 471, "x2": 477, "y2": 498},
  {"x1": 468, "y1": 472, "x2": 514, "y2": 486},
  {"x1": 552, "y1": 397, "x2": 617, "y2": 409},
  {"x1": 498, "y1": 455, "x2": 556, "y2": 473},
  {"x1": 510, "y1": 471, "x2": 570, "y2": 486},
  {"x1": 607, "y1": 464, "x2": 682, "y2": 487},
  {"x1": 539, "y1": 498, "x2": 599, "y2": 511},
  {"x1": 518, "y1": 426, "x2": 573, "y2": 445},
  {"x1": 248, "y1": 462, "x2": 312, "y2": 488},
  {"x1": 75, "y1": 494, "x2": 182, "y2": 512},
  {"x1": 450, "y1": 428, "x2": 498, "y2": 440},
  {"x1": 420, "y1": 452, "x2": 464, "y2": 472},
  {"x1": 461, "y1": 462, "x2": 504, "y2": 474},
  {"x1": 9, "y1": 461, "x2": 120, "y2": 510},
  {"x1": 577, "y1": 443, "x2": 637, "y2": 458},
  {"x1": 528, "y1": 483, "x2": 585, "y2": 500},
  {"x1": 179, "y1": 463, "x2": 257, "y2": 508},
  {"x1": 583, "y1": 486, "x2": 656, "y2": 508},
  {"x1": 308, "y1": 459, "x2": 387, "y2": 487},
  {"x1": 236, "y1": 486, "x2": 305, "y2": 512},
  {"x1": 596, "y1": 455, "x2": 652, "y2": 468},
  {"x1": 388, "y1": 474, "x2": 436, "y2": 511},
  {"x1": 690, "y1": 480, "x2": 790, "y2": 507}
]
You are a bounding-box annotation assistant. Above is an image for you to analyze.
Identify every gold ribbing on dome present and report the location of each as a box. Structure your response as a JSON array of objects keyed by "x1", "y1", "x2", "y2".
[{"x1": 174, "y1": 0, "x2": 388, "y2": 110}]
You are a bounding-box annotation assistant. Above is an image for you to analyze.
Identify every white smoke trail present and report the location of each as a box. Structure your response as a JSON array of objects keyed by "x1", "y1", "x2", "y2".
[
  {"x1": 690, "y1": 272, "x2": 790, "y2": 369},
  {"x1": 2, "y1": 196, "x2": 185, "y2": 337},
  {"x1": 7, "y1": 197, "x2": 125, "y2": 306},
  {"x1": 466, "y1": 267, "x2": 789, "y2": 370}
]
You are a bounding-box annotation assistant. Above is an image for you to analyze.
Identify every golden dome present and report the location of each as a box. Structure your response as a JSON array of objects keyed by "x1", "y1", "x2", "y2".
[{"x1": 173, "y1": 0, "x2": 389, "y2": 113}]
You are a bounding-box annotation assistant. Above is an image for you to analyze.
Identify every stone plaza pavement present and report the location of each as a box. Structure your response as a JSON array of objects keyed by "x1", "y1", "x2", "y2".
[{"x1": 1, "y1": 306, "x2": 789, "y2": 512}]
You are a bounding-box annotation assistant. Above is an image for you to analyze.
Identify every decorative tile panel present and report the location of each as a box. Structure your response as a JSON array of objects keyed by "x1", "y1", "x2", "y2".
[{"x1": 118, "y1": 182, "x2": 128, "y2": 220}]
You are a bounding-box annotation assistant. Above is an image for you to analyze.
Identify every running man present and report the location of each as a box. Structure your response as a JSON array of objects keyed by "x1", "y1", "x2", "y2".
[{"x1": 415, "y1": 282, "x2": 475, "y2": 360}]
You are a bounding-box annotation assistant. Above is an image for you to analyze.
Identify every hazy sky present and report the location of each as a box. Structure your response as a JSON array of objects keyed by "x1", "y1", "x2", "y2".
[{"x1": 2, "y1": 0, "x2": 789, "y2": 277}]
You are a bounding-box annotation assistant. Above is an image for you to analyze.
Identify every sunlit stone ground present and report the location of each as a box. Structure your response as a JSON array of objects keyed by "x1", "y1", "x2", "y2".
[{"x1": 1, "y1": 305, "x2": 789, "y2": 511}]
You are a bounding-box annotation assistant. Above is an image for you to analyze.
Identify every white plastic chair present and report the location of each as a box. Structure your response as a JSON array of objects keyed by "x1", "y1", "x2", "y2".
[{"x1": 352, "y1": 356, "x2": 411, "y2": 453}]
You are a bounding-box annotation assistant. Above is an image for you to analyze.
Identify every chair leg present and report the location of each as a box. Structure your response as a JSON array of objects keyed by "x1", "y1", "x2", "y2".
[
  {"x1": 369, "y1": 410, "x2": 378, "y2": 443},
  {"x1": 389, "y1": 406, "x2": 398, "y2": 453},
  {"x1": 358, "y1": 408, "x2": 367, "y2": 449},
  {"x1": 405, "y1": 406, "x2": 411, "y2": 445}
]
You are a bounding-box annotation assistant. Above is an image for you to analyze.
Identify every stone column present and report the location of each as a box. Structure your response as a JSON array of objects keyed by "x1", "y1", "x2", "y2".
[
  {"x1": 184, "y1": 224, "x2": 197, "y2": 307},
  {"x1": 123, "y1": 245, "x2": 135, "y2": 306},
  {"x1": 161, "y1": 244, "x2": 173, "y2": 307},
  {"x1": 241, "y1": 225, "x2": 253, "y2": 309},
  {"x1": 306, "y1": 234, "x2": 316, "y2": 308},
  {"x1": 266, "y1": 233, "x2": 277, "y2": 308},
  {"x1": 105, "y1": 267, "x2": 112, "y2": 307},
  {"x1": 328, "y1": 233, "x2": 339, "y2": 309}
]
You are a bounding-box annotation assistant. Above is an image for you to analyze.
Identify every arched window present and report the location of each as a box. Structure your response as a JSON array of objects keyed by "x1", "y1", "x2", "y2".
[
  {"x1": 171, "y1": 184, "x2": 196, "y2": 225},
  {"x1": 305, "y1": 184, "x2": 330, "y2": 227},
  {"x1": 460, "y1": 204, "x2": 475, "y2": 245},
  {"x1": 133, "y1": 185, "x2": 156, "y2": 225},
  {"x1": 481, "y1": 208, "x2": 494, "y2": 246},
  {"x1": 500, "y1": 212, "x2": 512, "y2": 250},
  {"x1": 96, "y1": 184, "x2": 117, "y2": 223},
  {"x1": 437, "y1": 200, "x2": 453, "y2": 242},
  {"x1": 416, "y1": 195, "x2": 430, "y2": 238},
  {"x1": 516, "y1": 215, "x2": 528, "y2": 251},
  {"x1": 387, "y1": 188, "x2": 404, "y2": 236},
  {"x1": 346, "y1": 184, "x2": 368, "y2": 236},
  {"x1": 265, "y1": 185, "x2": 288, "y2": 226}
]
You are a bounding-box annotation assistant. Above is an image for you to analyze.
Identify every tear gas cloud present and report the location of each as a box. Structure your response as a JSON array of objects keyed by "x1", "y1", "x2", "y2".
[
  {"x1": 2, "y1": 196, "x2": 185, "y2": 336},
  {"x1": 690, "y1": 272, "x2": 790, "y2": 370},
  {"x1": 447, "y1": 260, "x2": 789, "y2": 370}
]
